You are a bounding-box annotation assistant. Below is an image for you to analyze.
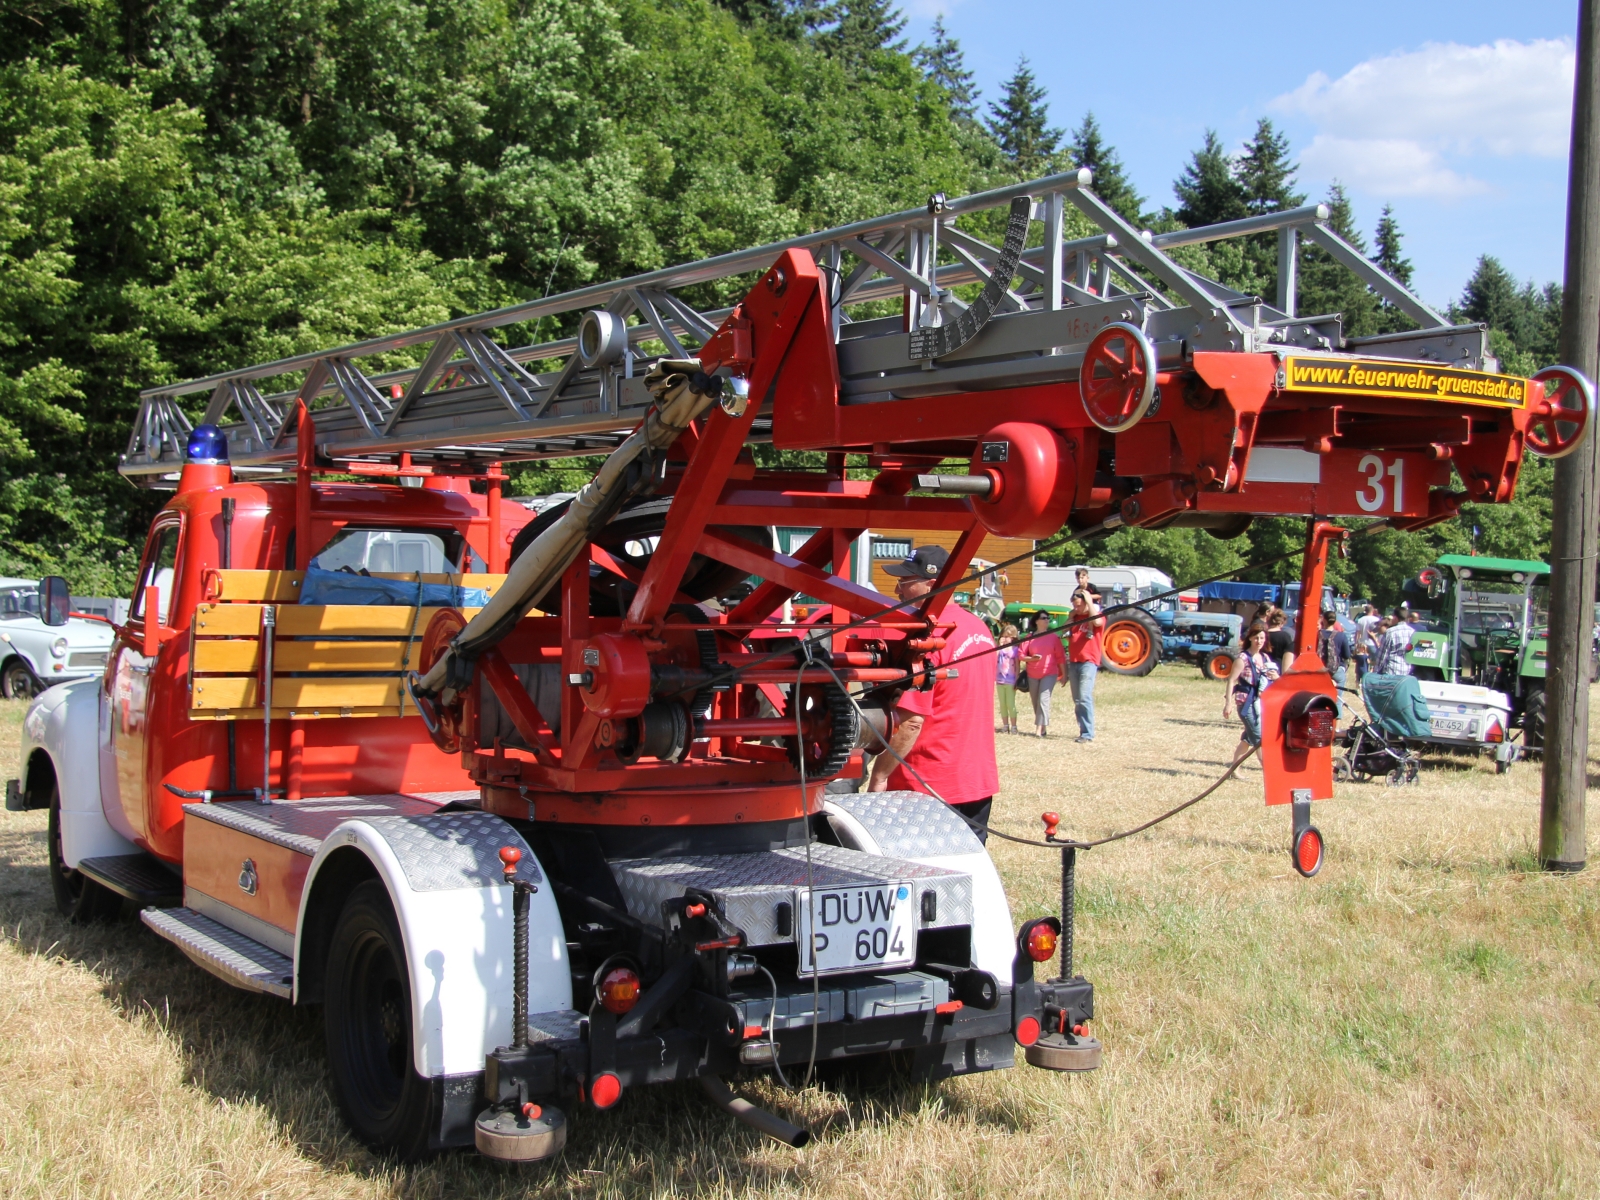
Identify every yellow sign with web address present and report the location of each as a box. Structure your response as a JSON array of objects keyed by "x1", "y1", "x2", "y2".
[{"x1": 1282, "y1": 357, "x2": 1530, "y2": 408}]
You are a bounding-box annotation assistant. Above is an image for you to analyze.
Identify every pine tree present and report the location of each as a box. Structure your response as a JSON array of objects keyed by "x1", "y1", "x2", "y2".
[
  {"x1": 914, "y1": 16, "x2": 978, "y2": 122},
  {"x1": 1372, "y1": 205, "x2": 1413, "y2": 287},
  {"x1": 1297, "y1": 183, "x2": 1379, "y2": 336},
  {"x1": 1067, "y1": 111, "x2": 1144, "y2": 223},
  {"x1": 1236, "y1": 118, "x2": 1303, "y2": 214},
  {"x1": 815, "y1": 0, "x2": 907, "y2": 67},
  {"x1": 985, "y1": 57, "x2": 1061, "y2": 178},
  {"x1": 1172, "y1": 130, "x2": 1246, "y2": 228}
]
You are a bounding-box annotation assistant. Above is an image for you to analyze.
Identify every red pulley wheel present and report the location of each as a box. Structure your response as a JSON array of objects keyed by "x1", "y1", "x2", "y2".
[
  {"x1": 1526, "y1": 365, "x2": 1595, "y2": 459},
  {"x1": 1079, "y1": 321, "x2": 1157, "y2": 433}
]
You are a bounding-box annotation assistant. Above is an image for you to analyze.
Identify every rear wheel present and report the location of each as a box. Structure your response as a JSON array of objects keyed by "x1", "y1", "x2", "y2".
[
  {"x1": 2, "y1": 659, "x2": 39, "y2": 699},
  {"x1": 1202, "y1": 650, "x2": 1234, "y2": 681},
  {"x1": 1100, "y1": 610, "x2": 1161, "y2": 676},
  {"x1": 324, "y1": 881, "x2": 440, "y2": 1160},
  {"x1": 1522, "y1": 687, "x2": 1546, "y2": 753},
  {"x1": 47, "y1": 782, "x2": 119, "y2": 922}
]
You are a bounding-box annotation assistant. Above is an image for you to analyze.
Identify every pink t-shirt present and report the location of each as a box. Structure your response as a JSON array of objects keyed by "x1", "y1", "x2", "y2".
[
  {"x1": 1023, "y1": 632, "x2": 1067, "y2": 679},
  {"x1": 888, "y1": 603, "x2": 999, "y2": 805}
]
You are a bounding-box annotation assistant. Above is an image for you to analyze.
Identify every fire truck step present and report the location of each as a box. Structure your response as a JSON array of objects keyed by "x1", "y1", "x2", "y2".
[
  {"x1": 78, "y1": 854, "x2": 181, "y2": 906},
  {"x1": 141, "y1": 907, "x2": 294, "y2": 999}
]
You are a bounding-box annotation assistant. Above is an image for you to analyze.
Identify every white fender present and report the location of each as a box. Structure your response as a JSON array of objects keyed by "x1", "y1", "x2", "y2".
[
  {"x1": 823, "y1": 791, "x2": 1014, "y2": 980},
  {"x1": 20, "y1": 679, "x2": 137, "y2": 866},
  {"x1": 297, "y1": 813, "x2": 571, "y2": 1078}
]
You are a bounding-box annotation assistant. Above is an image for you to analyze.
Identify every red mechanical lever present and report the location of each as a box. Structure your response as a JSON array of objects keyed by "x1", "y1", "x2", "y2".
[
  {"x1": 498, "y1": 845, "x2": 522, "y2": 881},
  {"x1": 1041, "y1": 812, "x2": 1061, "y2": 840}
]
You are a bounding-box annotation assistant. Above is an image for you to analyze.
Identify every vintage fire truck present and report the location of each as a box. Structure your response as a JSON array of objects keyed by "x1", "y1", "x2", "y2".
[{"x1": 7, "y1": 170, "x2": 1589, "y2": 1162}]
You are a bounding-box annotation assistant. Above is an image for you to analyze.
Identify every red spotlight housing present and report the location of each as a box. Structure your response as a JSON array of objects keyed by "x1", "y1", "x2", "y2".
[
  {"x1": 1020, "y1": 917, "x2": 1061, "y2": 963},
  {"x1": 598, "y1": 966, "x2": 641, "y2": 1015}
]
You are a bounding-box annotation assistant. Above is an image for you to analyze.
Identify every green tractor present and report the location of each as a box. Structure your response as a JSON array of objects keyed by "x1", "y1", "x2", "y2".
[{"x1": 1403, "y1": 555, "x2": 1555, "y2": 749}]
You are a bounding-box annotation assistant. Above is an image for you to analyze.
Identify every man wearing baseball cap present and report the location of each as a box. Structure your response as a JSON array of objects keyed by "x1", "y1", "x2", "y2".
[{"x1": 866, "y1": 544, "x2": 1000, "y2": 840}]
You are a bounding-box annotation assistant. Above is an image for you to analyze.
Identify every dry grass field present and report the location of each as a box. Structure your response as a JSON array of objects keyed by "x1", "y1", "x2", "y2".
[{"x1": 1, "y1": 669, "x2": 1598, "y2": 1199}]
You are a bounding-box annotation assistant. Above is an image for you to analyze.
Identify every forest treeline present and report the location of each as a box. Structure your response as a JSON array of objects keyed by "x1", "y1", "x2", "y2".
[{"x1": 0, "y1": 0, "x2": 1567, "y2": 604}]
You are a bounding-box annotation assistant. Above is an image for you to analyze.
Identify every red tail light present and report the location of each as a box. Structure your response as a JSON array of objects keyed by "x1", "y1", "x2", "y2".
[
  {"x1": 1284, "y1": 693, "x2": 1338, "y2": 751},
  {"x1": 1484, "y1": 718, "x2": 1503, "y2": 743},
  {"x1": 598, "y1": 967, "x2": 640, "y2": 1014},
  {"x1": 1024, "y1": 922, "x2": 1058, "y2": 963}
]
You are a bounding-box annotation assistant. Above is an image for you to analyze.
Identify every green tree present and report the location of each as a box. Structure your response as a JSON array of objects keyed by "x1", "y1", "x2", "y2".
[
  {"x1": 814, "y1": 0, "x2": 908, "y2": 69},
  {"x1": 1235, "y1": 118, "x2": 1302, "y2": 215},
  {"x1": 1066, "y1": 111, "x2": 1143, "y2": 223},
  {"x1": 985, "y1": 57, "x2": 1060, "y2": 178},
  {"x1": 914, "y1": 16, "x2": 977, "y2": 122},
  {"x1": 1297, "y1": 183, "x2": 1380, "y2": 336},
  {"x1": 1172, "y1": 129, "x2": 1246, "y2": 228}
]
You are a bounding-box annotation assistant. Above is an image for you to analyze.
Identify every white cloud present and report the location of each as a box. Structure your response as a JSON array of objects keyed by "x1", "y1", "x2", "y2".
[
  {"x1": 1298, "y1": 135, "x2": 1492, "y2": 200},
  {"x1": 1272, "y1": 39, "x2": 1574, "y2": 201}
]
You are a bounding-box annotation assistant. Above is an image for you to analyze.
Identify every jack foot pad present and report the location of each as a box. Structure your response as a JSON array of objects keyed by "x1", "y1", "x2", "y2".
[
  {"x1": 475, "y1": 1104, "x2": 567, "y2": 1162},
  {"x1": 1025, "y1": 1032, "x2": 1102, "y2": 1072}
]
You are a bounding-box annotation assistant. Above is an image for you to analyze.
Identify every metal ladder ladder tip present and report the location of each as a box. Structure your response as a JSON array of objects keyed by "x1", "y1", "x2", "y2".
[{"x1": 141, "y1": 907, "x2": 294, "y2": 999}]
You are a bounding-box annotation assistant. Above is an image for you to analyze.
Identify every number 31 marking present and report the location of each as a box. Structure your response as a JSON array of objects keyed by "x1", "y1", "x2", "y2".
[{"x1": 1356, "y1": 454, "x2": 1404, "y2": 513}]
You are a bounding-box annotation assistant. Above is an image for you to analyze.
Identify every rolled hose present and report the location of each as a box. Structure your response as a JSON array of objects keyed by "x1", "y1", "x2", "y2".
[
  {"x1": 698, "y1": 1075, "x2": 811, "y2": 1148},
  {"x1": 414, "y1": 358, "x2": 721, "y2": 696}
]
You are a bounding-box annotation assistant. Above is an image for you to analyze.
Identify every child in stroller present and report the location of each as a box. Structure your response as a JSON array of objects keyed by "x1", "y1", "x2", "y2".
[{"x1": 1336, "y1": 674, "x2": 1431, "y2": 785}]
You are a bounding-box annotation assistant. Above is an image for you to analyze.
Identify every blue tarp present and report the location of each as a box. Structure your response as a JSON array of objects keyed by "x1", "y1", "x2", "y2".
[
  {"x1": 299, "y1": 564, "x2": 489, "y2": 608},
  {"x1": 1197, "y1": 581, "x2": 1280, "y2": 603},
  {"x1": 1361, "y1": 674, "x2": 1433, "y2": 739}
]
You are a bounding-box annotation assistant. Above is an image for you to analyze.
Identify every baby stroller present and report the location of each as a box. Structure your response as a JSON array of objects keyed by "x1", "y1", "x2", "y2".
[{"x1": 1335, "y1": 674, "x2": 1431, "y2": 785}]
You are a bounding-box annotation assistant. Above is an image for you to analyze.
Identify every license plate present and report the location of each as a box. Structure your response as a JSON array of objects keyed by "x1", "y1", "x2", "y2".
[
  {"x1": 795, "y1": 882, "x2": 916, "y2": 977},
  {"x1": 1431, "y1": 717, "x2": 1472, "y2": 737}
]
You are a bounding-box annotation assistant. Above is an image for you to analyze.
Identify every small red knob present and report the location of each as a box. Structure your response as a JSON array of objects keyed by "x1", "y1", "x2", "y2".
[
  {"x1": 521, "y1": 1102, "x2": 542, "y2": 1120},
  {"x1": 1041, "y1": 812, "x2": 1060, "y2": 839},
  {"x1": 499, "y1": 846, "x2": 522, "y2": 878},
  {"x1": 684, "y1": 902, "x2": 707, "y2": 919}
]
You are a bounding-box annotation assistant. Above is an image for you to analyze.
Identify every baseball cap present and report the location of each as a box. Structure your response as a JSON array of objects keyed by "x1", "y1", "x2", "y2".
[{"x1": 884, "y1": 545, "x2": 949, "y2": 578}]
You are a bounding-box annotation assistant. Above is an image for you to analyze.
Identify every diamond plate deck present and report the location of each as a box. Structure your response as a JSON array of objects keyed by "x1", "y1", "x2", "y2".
[
  {"x1": 363, "y1": 812, "x2": 538, "y2": 892},
  {"x1": 183, "y1": 791, "x2": 475, "y2": 855},
  {"x1": 824, "y1": 790, "x2": 984, "y2": 859},
  {"x1": 142, "y1": 906, "x2": 294, "y2": 998},
  {"x1": 609, "y1": 843, "x2": 971, "y2": 947},
  {"x1": 77, "y1": 854, "x2": 181, "y2": 904}
]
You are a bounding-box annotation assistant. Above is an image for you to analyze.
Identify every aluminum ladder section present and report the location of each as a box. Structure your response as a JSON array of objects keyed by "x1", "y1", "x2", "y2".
[{"x1": 121, "y1": 168, "x2": 1481, "y2": 485}]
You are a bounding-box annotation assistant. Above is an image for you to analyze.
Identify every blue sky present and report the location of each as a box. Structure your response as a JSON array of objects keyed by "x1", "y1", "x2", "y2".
[{"x1": 902, "y1": 0, "x2": 1579, "y2": 309}]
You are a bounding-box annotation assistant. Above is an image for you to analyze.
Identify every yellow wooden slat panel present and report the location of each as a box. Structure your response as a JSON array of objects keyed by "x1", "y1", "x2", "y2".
[
  {"x1": 188, "y1": 707, "x2": 401, "y2": 721},
  {"x1": 190, "y1": 676, "x2": 403, "y2": 711},
  {"x1": 210, "y1": 569, "x2": 507, "y2": 602},
  {"x1": 192, "y1": 640, "x2": 420, "y2": 673},
  {"x1": 193, "y1": 604, "x2": 482, "y2": 637}
]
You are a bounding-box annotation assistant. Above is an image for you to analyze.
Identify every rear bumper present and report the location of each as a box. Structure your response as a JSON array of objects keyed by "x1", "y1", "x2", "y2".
[{"x1": 481, "y1": 974, "x2": 1094, "y2": 1110}]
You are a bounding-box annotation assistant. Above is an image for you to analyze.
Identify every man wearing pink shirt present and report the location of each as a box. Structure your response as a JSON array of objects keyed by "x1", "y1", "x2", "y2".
[
  {"x1": 866, "y1": 545, "x2": 999, "y2": 840},
  {"x1": 1020, "y1": 609, "x2": 1068, "y2": 737}
]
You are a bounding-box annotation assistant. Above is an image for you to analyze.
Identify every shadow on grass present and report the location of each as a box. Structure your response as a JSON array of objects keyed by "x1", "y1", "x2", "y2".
[{"x1": 0, "y1": 822, "x2": 997, "y2": 1194}]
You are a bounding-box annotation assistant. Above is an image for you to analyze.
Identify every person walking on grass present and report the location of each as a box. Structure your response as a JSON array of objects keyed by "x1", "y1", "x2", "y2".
[
  {"x1": 1066, "y1": 588, "x2": 1105, "y2": 743},
  {"x1": 1354, "y1": 602, "x2": 1381, "y2": 681},
  {"x1": 994, "y1": 623, "x2": 1022, "y2": 734},
  {"x1": 1223, "y1": 621, "x2": 1279, "y2": 764},
  {"x1": 1020, "y1": 609, "x2": 1067, "y2": 737},
  {"x1": 1371, "y1": 606, "x2": 1415, "y2": 675},
  {"x1": 1317, "y1": 608, "x2": 1352, "y2": 717}
]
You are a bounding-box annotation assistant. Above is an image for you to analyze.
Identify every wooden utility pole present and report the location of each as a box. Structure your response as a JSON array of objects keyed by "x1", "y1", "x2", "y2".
[{"x1": 1542, "y1": 0, "x2": 1600, "y2": 872}]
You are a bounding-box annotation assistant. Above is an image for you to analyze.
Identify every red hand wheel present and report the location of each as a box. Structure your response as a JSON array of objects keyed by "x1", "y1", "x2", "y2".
[
  {"x1": 1526, "y1": 365, "x2": 1595, "y2": 459},
  {"x1": 1079, "y1": 321, "x2": 1156, "y2": 433}
]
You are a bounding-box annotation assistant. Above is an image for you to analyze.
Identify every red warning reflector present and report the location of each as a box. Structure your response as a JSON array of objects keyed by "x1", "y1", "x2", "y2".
[
  {"x1": 590, "y1": 1072, "x2": 622, "y2": 1109},
  {"x1": 1015, "y1": 1016, "x2": 1041, "y2": 1047},
  {"x1": 1293, "y1": 826, "x2": 1324, "y2": 878}
]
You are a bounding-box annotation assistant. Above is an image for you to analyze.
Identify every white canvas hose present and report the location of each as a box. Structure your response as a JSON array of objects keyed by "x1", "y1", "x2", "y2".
[{"x1": 414, "y1": 358, "x2": 720, "y2": 695}]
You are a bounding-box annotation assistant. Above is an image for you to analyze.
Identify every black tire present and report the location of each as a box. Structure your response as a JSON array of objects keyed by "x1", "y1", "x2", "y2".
[
  {"x1": 1201, "y1": 650, "x2": 1234, "y2": 681},
  {"x1": 47, "y1": 782, "x2": 119, "y2": 922},
  {"x1": 2, "y1": 658, "x2": 39, "y2": 700},
  {"x1": 324, "y1": 881, "x2": 440, "y2": 1160},
  {"x1": 1099, "y1": 608, "x2": 1162, "y2": 677},
  {"x1": 1523, "y1": 687, "x2": 1546, "y2": 753},
  {"x1": 509, "y1": 496, "x2": 772, "y2": 616},
  {"x1": 1411, "y1": 666, "x2": 1445, "y2": 683}
]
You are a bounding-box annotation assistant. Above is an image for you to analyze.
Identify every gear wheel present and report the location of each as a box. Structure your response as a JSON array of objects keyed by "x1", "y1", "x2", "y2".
[{"x1": 785, "y1": 681, "x2": 860, "y2": 780}]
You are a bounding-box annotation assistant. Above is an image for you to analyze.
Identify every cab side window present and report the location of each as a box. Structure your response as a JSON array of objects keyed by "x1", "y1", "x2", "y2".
[{"x1": 129, "y1": 525, "x2": 181, "y2": 625}]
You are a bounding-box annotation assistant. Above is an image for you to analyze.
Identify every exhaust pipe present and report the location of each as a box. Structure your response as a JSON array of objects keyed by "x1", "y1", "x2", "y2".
[{"x1": 698, "y1": 1076, "x2": 810, "y2": 1148}]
